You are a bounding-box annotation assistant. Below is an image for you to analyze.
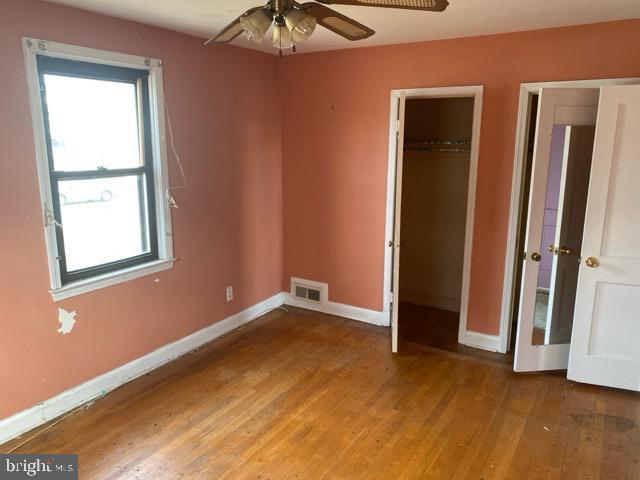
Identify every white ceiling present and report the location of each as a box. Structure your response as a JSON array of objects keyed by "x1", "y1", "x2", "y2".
[{"x1": 44, "y1": 0, "x2": 640, "y2": 55}]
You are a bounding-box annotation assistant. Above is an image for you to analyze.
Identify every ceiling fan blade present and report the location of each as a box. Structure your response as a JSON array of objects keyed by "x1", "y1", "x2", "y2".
[
  {"x1": 314, "y1": 0, "x2": 449, "y2": 12},
  {"x1": 204, "y1": 7, "x2": 261, "y2": 45},
  {"x1": 300, "y1": 3, "x2": 374, "y2": 41}
]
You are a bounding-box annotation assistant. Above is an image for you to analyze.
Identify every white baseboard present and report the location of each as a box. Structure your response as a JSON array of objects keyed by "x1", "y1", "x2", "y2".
[
  {"x1": 0, "y1": 292, "x2": 287, "y2": 446},
  {"x1": 283, "y1": 293, "x2": 387, "y2": 326},
  {"x1": 284, "y1": 294, "x2": 498, "y2": 355},
  {"x1": 399, "y1": 290, "x2": 461, "y2": 313},
  {"x1": 1, "y1": 291, "x2": 498, "y2": 445},
  {"x1": 460, "y1": 331, "x2": 501, "y2": 352}
]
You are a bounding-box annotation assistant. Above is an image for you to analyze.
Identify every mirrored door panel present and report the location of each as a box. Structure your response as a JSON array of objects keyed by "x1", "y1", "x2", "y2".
[{"x1": 531, "y1": 125, "x2": 595, "y2": 346}]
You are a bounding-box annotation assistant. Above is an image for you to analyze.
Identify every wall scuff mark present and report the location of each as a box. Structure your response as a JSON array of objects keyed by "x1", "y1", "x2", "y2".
[{"x1": 57, "y1": 308, "x2": 77, "y2": 335}]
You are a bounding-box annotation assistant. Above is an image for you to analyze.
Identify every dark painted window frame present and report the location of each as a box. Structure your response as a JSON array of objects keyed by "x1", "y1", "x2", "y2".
[{"x1": 37, "y1": 56, "x2": 159, "y2": 285}]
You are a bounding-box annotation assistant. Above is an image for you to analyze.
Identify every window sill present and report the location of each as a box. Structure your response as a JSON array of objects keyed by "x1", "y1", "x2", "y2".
[{"x1": 50, "y1": 258, "x2": 175, "y2": 302}]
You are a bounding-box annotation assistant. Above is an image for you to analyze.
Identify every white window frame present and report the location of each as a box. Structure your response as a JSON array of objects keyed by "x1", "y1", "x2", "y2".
[{"x1": 22, "y1": 38, "x2": 174, "y2": 301}]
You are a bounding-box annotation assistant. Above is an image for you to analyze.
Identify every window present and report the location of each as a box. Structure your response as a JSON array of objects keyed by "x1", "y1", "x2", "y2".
[{"x1": 24, "y1": 39, "x2": 174, "y2": 300}]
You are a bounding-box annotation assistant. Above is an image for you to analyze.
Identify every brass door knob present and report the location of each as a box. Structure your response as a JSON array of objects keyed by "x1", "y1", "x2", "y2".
[
  {"x1": 585, "y1": 256, "x2": 600, "y2": 268},
  {"x1": 531, "y1": 252, "x2": 542, "y2": 262}
]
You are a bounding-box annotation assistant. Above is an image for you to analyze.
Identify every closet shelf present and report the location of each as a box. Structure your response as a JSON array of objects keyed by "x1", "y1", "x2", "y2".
[{"x1": 403, "y1": 140, "x2": 472, "y2": 153}]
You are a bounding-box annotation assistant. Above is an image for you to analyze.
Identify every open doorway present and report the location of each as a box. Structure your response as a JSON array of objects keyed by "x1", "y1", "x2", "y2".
[
  {"x1": 385, "y1": 86, "x2": 483, "y2": 354},
  {"x1": 499, "y1": 78, "x2": 640, "y2": 357},
  {"x1": 508, "y1": 94, "x2": 538, "y2": 351},
  {"x1": 397, "y1": 98, "x2": 474, "y2": 351}
]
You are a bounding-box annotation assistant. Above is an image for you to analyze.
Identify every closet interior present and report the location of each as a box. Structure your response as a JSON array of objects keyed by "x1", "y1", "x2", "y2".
[{"x1": 397, "y1": 97, "x2": 474, "y2": 351}]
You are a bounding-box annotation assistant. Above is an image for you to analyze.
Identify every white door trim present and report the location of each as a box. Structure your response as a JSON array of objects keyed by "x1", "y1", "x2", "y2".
[
  {"x1": 499, "y1": 77, "x2": 640, "y2": 354},
  {"x1": 383, "y1": 85, "x2": 484, "y2": 349}
]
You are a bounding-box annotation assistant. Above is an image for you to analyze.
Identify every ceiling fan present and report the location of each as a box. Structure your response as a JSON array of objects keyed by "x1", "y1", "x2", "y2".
[{"x1": 205, "y1": 0, "x2": 449, "y2": 55}]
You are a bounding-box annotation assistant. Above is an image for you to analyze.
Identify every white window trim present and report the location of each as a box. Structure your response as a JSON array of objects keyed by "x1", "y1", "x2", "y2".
[{"x1": 22, "y1": 38, "x2": 175, "y2": 301}]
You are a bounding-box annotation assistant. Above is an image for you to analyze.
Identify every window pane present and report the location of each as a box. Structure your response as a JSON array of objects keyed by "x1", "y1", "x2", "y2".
[
  {"x1": 58, "y1": 176, "x2": 151, "y2": 272},
  {"x1": 44, "y1": 74, "x2": 142, "y2": 171}
]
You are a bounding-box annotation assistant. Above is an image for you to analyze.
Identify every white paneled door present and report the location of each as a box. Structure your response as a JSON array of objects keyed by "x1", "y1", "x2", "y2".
[
  {"x1": 568, "y1": 85, "x2": 640, "y2": 392},
  {"x1": 391, "y1": 93, "x2": 406, "y2": 353},
  {"x1": 514, "y1": 88, "x2": 599, "y2": 372}
]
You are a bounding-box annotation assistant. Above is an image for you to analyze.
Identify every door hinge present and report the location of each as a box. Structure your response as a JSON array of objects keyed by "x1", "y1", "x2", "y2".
[{"x1": 389, "y1": 291, "x2": 394, "y2": 302}]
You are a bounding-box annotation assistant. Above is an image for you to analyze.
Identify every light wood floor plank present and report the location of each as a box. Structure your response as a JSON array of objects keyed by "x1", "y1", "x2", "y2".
[{"x1": 2, "y1": 307, "x2": 639, "y2": 479}]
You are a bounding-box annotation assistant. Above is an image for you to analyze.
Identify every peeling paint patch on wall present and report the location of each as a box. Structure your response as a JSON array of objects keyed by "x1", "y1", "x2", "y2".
[{"x1": 57, "y1": 308, "x2": 77, "y2": 335}]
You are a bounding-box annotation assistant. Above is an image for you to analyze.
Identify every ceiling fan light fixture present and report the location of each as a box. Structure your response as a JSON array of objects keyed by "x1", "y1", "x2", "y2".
[
  {"x1": 272, "y1": 23, "x2": 295, "y2": 50},
  {"x1": 239, "y1": 8, "x2": 272, "y2": 43},
  {"x1": 206, "y1": 0, "x2": 447, "y2": 49},
  {"x1": 285, "y1": 9, "x2": 317, "y2": 44}
]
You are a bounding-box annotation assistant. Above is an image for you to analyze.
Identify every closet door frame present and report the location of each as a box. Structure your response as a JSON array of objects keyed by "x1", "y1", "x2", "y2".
[
  {"x1": 499, "y1": 77, "x2": 640, "y2": 355},
  {"x1": 383, "y1": 86, "x2": 483, "y2": 350}
]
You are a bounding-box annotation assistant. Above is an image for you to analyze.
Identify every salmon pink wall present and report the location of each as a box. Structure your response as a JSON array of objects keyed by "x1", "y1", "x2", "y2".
[
  {"x1": 280, "y1": 19, "x2": 640, "y2": 335},
  {"x1": 0, "y1": 0, "x2": 282, "y2": 419},
  {"x1": 3, "y1": 0, "x2": 640, "y2": 422}
]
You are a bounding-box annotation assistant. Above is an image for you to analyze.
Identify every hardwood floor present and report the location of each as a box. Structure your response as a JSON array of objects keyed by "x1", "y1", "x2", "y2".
[
  {"x1": 398, "y1": 302, "x2": 513, "y2": 364},
  {"x1": 2, "y1": 306, "x2": 639, "y2": 479}
]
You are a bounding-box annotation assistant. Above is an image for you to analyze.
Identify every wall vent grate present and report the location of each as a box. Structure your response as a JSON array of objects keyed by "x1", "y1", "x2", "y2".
[{"x1": 290, "y1": 278, "x2": 328, "y2": 305}]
